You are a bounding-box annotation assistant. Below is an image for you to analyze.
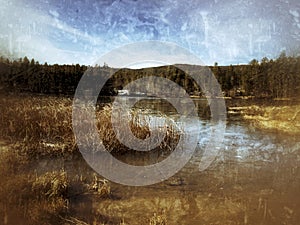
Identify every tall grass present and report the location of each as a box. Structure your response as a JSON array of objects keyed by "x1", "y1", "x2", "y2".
[
  {"x1": 0, "y1": 94, "x2": 75, "y2": 157},
  {"x1": 0, "y1": 93, "x2": 179, "y2": 158},
  {"x1": 234, "y1": 105, "x2": 300, "y2": 134}
]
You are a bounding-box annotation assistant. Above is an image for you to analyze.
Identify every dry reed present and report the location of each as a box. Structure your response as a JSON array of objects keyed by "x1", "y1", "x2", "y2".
[{"x1": 0, "y1": 94, "x2": 180, "y2": 158}]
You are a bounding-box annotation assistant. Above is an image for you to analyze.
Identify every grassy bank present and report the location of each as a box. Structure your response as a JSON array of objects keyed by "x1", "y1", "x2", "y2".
[{"x1": 228, "y1": 104, "x2": 300, "y2": 134}]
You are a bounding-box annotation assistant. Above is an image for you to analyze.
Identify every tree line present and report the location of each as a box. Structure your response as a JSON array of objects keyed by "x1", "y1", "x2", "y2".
[
  {"x1": 212, "y1": 52, "x2": 300, "y2": 98},
  {"x1": 0, "y1": 52, "x2": 299, "y2": 98}
]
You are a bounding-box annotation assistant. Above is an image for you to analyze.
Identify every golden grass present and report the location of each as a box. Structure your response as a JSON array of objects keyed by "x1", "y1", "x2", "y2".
[
  {"x1": 0, "y1": 94, "x2": 75, "y2": 157},
  {"x1": 229, "y1": 105, "x2": 300, "y2": 134},
  {"x1": 149, "y1": 210, "x2": 167, "y2": 225},
  {"x1": 95, "y1": 105, "x2": 180, "y2": 153},
  {"x1": 91, "y1": 174, "x2": 111, "y2": 198},
  {"x1": 0, "y1": 94, "x2": 179, "y2": 158},
  {"x1": 32, "y1": 169, "x2": 68, "y2": 200}
]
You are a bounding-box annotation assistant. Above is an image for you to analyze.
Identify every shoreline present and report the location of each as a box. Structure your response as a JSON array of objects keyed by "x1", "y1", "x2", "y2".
[{"x1": 229, "y1": 105, "x2": 300, "y2": 134}]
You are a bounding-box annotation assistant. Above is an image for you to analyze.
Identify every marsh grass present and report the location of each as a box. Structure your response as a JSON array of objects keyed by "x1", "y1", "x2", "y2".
[
  {"x1": 0, "y1": 94, "x2": 180, "y2": 158},
  {"x1": 91, "y1": 174, "x2": 111, "y2": 198},
  {"x1": 149, "y1": 210, "x2": 167, "y2": 225},
  {"x1": 0, "y1": 94, "x2": 75, "y2": 157},
  {"x1": 95, "y1": 105, "x2": 180, "y2": 154},
  {"x1": 239, "y1": 105, "x2": 300, "y2": 134}
]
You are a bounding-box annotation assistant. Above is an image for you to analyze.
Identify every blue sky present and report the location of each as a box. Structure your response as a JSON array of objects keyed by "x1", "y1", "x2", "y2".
[{"x1": 0, "y1": 0, "x2": 299, "y2": 66}]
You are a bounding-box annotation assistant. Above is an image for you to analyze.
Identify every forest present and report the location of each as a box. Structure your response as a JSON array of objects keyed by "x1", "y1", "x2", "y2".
[{"x1": 0, "y1": 52, "x2": 299, "y2": 98}]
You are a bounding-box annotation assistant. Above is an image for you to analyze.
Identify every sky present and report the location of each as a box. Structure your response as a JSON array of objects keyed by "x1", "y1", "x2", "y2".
[{"x1": 0, "y1": 0, "x2": 299, "y2": 66}]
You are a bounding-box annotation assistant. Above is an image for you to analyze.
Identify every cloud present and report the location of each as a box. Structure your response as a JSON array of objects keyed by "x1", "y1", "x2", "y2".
[
  {"x1": 0, "y1": 0, "x2": 299, "y2": 65},
  {"x1": 0, "y1": 0, "x2": 102, "y2": 64}
]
